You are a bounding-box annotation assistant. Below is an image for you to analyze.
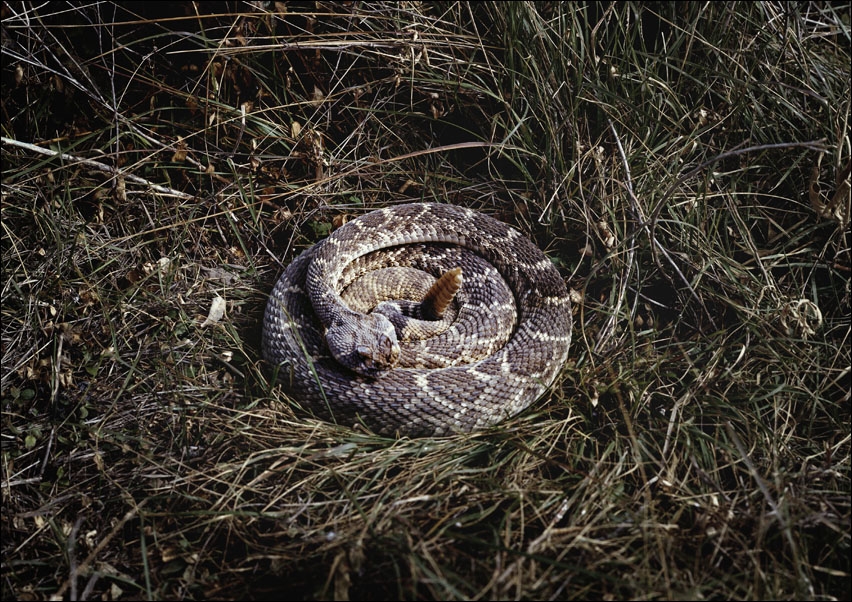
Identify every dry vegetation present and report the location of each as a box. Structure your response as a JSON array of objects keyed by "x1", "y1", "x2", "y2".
[{"x1": 1, "y1": 2, "x2": 850, "y2": 600}]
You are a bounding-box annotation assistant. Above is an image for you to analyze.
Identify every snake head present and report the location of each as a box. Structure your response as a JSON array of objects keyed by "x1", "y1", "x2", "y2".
[{"x1": 325, "y1": 313, "x2": 401, "y2": 378}]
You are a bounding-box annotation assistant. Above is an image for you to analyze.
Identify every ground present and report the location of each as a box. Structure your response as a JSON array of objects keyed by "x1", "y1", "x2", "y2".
[{"x1": 1, "y1": 2, "x2": 849, "y2": 600}]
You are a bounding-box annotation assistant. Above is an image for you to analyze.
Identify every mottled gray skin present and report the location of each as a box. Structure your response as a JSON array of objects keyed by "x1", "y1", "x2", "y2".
[{"x1": 262, "y1": 203, "x2": 572, "y2": 436}]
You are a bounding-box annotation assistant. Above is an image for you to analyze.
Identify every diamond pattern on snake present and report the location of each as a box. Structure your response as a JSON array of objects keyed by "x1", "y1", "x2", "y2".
[{"x1": 262, "y1": 203, "x2": 572, "y2": 436}]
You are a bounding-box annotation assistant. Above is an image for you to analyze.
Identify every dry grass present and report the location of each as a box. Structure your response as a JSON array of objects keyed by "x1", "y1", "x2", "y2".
[{"x1": 2, "y1": 2, "x2": 850, "y2": 600}]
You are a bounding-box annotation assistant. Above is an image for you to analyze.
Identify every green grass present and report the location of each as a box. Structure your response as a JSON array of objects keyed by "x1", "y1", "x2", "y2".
[{"x1": 2, "y1": 2, "x2": 849, "y2": 600}]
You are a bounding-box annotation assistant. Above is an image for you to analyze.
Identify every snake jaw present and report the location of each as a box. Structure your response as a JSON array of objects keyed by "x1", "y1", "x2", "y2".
[{"x1": 326, "y1": 312, "x2": 401, "y2": 378}]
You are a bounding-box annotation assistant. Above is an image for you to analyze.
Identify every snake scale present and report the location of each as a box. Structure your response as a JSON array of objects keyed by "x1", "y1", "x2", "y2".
[{"x1": 262, "y1": 203, "x2": 572, "y2": 436}]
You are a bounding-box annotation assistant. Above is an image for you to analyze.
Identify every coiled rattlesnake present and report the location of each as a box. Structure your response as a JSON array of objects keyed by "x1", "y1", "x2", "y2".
[{"x1": 262, "y1": 203, "x2": 572, "y2": 436}]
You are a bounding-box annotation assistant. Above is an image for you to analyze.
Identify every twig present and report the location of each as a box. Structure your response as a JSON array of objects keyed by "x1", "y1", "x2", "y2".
[{"x1": 1, "y1": 136, "x2": 195, "y2": 200}]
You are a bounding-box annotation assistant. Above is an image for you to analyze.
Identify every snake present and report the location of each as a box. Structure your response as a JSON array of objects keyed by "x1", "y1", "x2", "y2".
[{"x1": 262, "y1": 203, "x2": 572, "y2": 436}]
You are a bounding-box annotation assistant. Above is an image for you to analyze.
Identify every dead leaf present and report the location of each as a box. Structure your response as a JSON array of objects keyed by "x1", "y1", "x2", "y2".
[{"x1": 201, "y1": 295, "x2": 227, "y2": 327}]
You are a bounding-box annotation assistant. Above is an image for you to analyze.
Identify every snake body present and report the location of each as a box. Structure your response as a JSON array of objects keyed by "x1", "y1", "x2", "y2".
[{"x1": 262, "y1": 203, "x2": 571, "y2": 436}]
